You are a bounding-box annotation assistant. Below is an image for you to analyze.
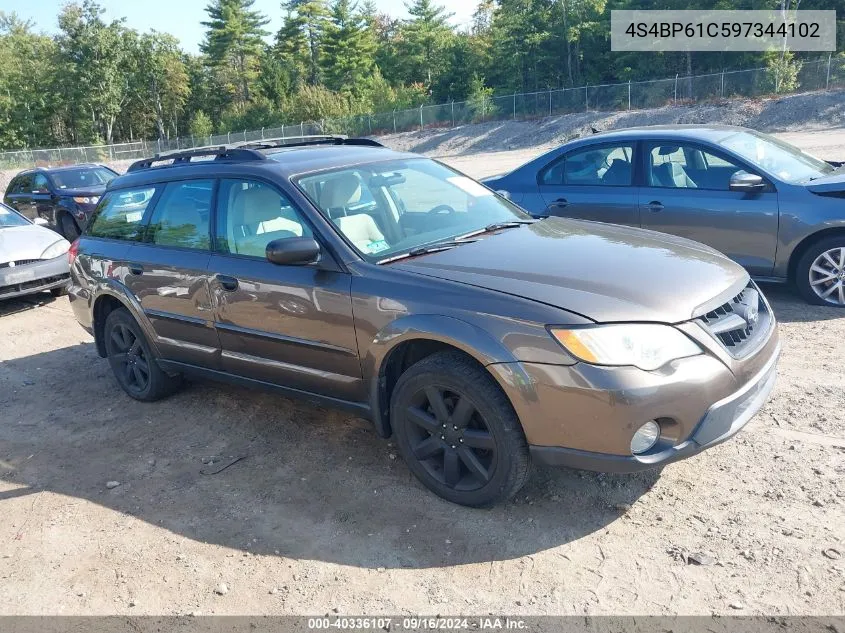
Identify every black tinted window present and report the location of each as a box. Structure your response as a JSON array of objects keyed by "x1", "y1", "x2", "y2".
[
  {"x1": 147, "y1": 180, "x2": 213, "y2": 250},
  {"x1": 13, "y1": 174, "x2": 33, "y2": 193},
  {"x1": 87, "y1": 187, "x2": 157, "y2": 241}
]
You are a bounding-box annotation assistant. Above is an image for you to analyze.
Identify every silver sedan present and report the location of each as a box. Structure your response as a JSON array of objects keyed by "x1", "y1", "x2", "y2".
[{"x1": 0, "y1": 202, "x2": 71, "y2": 301}]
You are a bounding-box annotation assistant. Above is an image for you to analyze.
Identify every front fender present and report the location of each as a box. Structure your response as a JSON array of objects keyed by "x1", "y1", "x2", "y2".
[{"x1": 363, "y1": 313, "x2": 536, "y2": 438}]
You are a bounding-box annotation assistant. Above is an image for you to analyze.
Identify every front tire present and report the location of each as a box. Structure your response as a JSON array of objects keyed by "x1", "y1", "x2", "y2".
[
  {"x1": 103, "y1": 308, "x2": 182, "y2": 401},
  {"x1": 390, "y1": 351, "x2": 530, "y2": 507},
  {"x1": 795, "y1": 236, "x2": 845, "y2": 307}
]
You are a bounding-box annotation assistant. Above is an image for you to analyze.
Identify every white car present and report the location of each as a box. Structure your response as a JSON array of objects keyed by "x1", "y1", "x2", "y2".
[{"x1": 0, "y1": 202, "x2": 71, "y2": 301}]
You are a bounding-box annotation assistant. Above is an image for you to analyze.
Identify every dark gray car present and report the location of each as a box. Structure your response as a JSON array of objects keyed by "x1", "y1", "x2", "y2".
[
  {"x1": 484, "y1": 125, "x2": 845, "y2": 307},
  {"x1": 68, "y1": 137, "x2": 780, "y2": 507}
]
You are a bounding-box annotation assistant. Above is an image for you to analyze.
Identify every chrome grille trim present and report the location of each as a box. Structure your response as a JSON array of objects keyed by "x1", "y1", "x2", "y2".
[{"x1": 698, "y1": 283, "x2": 770, "y2": 358}]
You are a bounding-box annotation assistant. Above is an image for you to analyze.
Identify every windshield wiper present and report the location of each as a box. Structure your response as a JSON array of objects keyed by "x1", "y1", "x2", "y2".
[{"x1": 377, "y1": 239, "x2": 478, "y2": 264}]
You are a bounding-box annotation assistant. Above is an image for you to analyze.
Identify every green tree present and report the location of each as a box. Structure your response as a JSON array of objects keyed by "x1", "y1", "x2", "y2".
[
  {"x1": 131, "y1": 32, "x2": 190, "y2": 140},
  {"x1": 189, "y1": 110, "x2": 214, "y2": 137},
  {"x1": 56, "y1": 1, "x2": 131, "y2": 144},
  {"x1": 0, "y1": 13, "x2": 61, "y2": 148},
  {"x1": 321, "y1": 0, "x2": 376, "y2": 93},
  {"x1": 200, "y1": 0, "x2": 269, "y2": 107},
  {"x1": 275, "y1": 8, "x2": 310, "y2": 87},
  {"x1": 395, "y1": 0, "x2": 455, "y2": 91}
]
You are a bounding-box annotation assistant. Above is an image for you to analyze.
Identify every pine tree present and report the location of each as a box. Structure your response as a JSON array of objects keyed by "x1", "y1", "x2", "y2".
[
  {"x1": 321, "y1": 0, "x2": 376, "y2": 93},
  {"x1": 396, "y1": 0, "x2": 454, "y2": 89},
  {"x1": 200, "y1": 0, "x2": 269, "y2": 106}
]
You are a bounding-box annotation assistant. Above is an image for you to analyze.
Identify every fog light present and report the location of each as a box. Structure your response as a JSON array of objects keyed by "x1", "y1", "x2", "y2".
[{"x1": 631, "y1": 420, "x2": 660, "y2": 455}]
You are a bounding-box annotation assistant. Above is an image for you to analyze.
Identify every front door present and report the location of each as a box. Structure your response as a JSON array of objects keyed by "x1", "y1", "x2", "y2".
[
  {"x1": 207, "y1": 178, "x2": 362, "y2": 402},
  {"x1": 537, "y1": 141, "x2": 639, "y2": 227},
  {"x1": 122, "y1": 178, "x2": 220, "y2": 368},
  {"x1": 639, "y1": 141, "x2": 780, "y2": 276}
]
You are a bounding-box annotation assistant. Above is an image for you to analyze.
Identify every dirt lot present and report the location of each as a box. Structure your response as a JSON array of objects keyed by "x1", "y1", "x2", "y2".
[{"x1": 1, "y1": 126, "x2": 844, "y2": 618}]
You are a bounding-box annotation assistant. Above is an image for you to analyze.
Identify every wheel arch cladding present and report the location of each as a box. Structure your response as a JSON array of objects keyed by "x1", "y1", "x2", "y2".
[
  {"x1": 92, "y1": 285, "x2": 158, "y2": 360},
  {"x1": 93, "y1": 294, "x2": 127, "y2": 357},
  {"x1": 788, "y1": 226, "x2": 845, "y2": 281},
  {"x1": 363, "y1": 314, "x2": 531, "y2": 439}
]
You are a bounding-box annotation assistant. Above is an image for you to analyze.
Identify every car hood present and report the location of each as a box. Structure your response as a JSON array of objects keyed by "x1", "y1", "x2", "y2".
[
  {"x1": 0, "y1": 225, "x2": 68, "y2": 263},
  {"x1": 392, "y1": 218, "x2": 748, "y2": 323},
  {"x1": 806, "y1": 171, "x2": 845, "y2": 194},
  {"x1": 55, "y1": 185, "x2": 108, "y2": 197}
]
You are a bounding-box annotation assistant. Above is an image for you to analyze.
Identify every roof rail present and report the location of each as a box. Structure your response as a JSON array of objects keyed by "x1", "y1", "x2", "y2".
[
  {"x1": 234, "y1": 135, "x2": 384, "y2": 151},
  {"x1": 126, "y1": 145, "x2": 267, "y2": 173}
]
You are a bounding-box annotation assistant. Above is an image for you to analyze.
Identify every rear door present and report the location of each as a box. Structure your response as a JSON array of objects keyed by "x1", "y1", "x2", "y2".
[
  {"x1": 639, "y1": 141, "x2": 779, "y2": 276},
  {"x1": 6, "y1": 174, "x2": 34, "y2": 219},
  {"x1": 122, "y1": 178, "x2": 220, "y2": 368},
  {"x1": 207, "y1": 177, "x2": 363, "y2": 401},
  {"x1": 536, "y1": 141, "x2": 639, "y2": 226}
]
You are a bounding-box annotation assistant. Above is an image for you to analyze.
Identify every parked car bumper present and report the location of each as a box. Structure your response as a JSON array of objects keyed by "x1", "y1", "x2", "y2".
[
  {"x1": 0, "y1": 256, "x2": 70, "y2": 300},
  {"x1": 489, "y1": 324, "x2": 780, "y2": 473}
]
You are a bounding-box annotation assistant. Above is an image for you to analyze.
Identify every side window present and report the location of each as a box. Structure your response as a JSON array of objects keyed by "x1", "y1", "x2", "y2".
[
  {"x1": 15, "y1": 174, "x2": 33, "y2": 193},
  {"x1": 32, "y1": 174, "x2": 50, "y2": 193},
  {"x1": 649, "y1": 143, "x2": 745, "y2": 190},
  {"x1": 6, "y1": 177, "x2": 19, "y2": 194},
  {"x1": 540, "y1": 145, "x2": 634, "y2": 186},
  {"x1": 87, "y1": 187, "x2": 158, "y2": 241},
  {"x1": 215, "y1": 179, "x2": 312, "y2": 258},
  {"x1": 146, "y1": 180, "x2": 214, "y2": 250}
]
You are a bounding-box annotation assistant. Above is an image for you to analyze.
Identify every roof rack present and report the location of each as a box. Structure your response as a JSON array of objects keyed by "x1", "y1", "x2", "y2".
[
  {"x1": 234, "y1": 135, "x2": 384, "y2": 150},
  {"x1": 125, "y1": 135, "x2": 385, "y2": 173},
  {"x1": 126, "y1": 145, "x2": 267, "y2": 173}
]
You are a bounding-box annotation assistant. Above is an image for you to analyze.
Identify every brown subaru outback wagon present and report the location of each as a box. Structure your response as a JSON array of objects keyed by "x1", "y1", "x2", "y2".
[{"x1": 68, "y1": 137, "x2": 780, "y2": 507}]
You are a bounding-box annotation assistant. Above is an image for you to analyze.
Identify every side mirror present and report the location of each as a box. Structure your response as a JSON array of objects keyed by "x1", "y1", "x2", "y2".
[
  {"x1": 729, "y1": 171, "x2": 765, "y2": 193},
  {"x1": 266, "y1": 237, "x2": 321, "y2": 266},
  {"x1": 33, "y1": 217, "x2": 49, "y2": 226}
]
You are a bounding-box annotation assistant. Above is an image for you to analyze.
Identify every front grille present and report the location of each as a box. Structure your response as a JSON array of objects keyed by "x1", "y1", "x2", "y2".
[
  {"x1": 700, "y1": 284, "x2": 770, "y2": 358},
  {"x1": 0, "y1": 274, "x2": 69, "y2": 298},
  {"x1": 0, "y1": 259, "x2": 40, "y2": 269}
]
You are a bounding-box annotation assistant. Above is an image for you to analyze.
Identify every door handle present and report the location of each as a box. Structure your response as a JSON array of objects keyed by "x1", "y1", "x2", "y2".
[
  {"x1": 646, "y1": 201, "x2": 664, "y2": 212},
  {"x1": 127, "y1": 262, "x2": 144, "y2": 276},
  {"x1": 551, "y1": 198, "x2": 569, "y2": 208},
  {"x1": 215, "y1": 274, "x2": 239, "y2": 292}
]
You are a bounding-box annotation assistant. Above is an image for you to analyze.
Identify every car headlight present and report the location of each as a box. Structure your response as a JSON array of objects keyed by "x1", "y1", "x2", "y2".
[
  {"x1": 73, "y1": 196, "x2": 99, "y2": 205},
  {"x1": 41, "y1": 239, "x2": 71, "y2": 260},
  {"x1": 550, "y1": 324, "x2": 702, "y2": 371}
]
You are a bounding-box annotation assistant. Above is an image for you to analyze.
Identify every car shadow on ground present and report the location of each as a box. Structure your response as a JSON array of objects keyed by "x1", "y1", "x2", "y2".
[
  {"x1": 758, "y1": 282, "x2": 845, "y2": 324},
  {"x1": 0, "y1": 341, "x2": 659, "y2": 570},
  {"x1": 0, "y1": 294, "x2": 60, "y2": 317}
]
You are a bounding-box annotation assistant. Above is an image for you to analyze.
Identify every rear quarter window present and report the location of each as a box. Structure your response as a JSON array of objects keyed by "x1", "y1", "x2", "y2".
[{"x1": 87, "y1": 186, "x2": 158, "y2": 241}]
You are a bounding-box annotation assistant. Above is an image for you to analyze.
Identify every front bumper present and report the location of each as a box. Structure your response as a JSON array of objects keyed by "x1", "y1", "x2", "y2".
[
  {"x1": 0, "y1": 256, "x2": 70, "y2": 300},
  {"x1": 529, "y1": 344, "x2": 779, "y2": 472},
  {"x1": 489, "y1": 322, "x2": 780, "y2": 473}
]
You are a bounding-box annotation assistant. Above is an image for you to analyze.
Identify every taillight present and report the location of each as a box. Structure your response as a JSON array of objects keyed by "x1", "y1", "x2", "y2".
[{"x1": 68, "y1": 239, "x2": 80, "y2": 266}]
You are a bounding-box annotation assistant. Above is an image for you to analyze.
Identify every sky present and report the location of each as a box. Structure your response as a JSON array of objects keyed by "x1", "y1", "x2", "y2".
[{"x1": 3, "y1": 0, "x2": 476, "y2": 52}]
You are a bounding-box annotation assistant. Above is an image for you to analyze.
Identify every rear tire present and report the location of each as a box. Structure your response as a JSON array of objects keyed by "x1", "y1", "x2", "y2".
[
  {"x1": 60, "y1": 214, "x2": 80, "y2": 241},
  {"x1": 103, "y1": 307, "x2": 182, "y2": 401},
  {"x1": 795, "y1": 236, "x2": 845, "y2": 307},
  {"x1": 390, "y1": 351, "x2": 530, "y2": 507}
]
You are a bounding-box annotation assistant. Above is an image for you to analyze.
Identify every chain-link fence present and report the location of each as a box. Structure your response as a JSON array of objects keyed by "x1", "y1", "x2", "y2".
[{"x1": 1, "y1": 56, "x2": 843, "y2": 170}]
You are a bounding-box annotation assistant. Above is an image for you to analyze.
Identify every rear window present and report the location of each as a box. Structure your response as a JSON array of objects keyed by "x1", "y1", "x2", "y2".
[{"x1": 87, "y1": 186, "x2": 158, "y2": 241}]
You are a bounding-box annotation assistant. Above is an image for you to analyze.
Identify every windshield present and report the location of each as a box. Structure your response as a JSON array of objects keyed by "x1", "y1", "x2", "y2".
[
  {"x1": 0, "y1": 203, "x2": 30, "y2": 228},
  {"x1": 294, "y1": 158, "x2": 529, "y2": 262},
  {"x1": 51, "y1": 167, "x2": 116, "y2": 189},
  {"x1": 718, "y1": 131, "x2": 834, "y2": 183}
]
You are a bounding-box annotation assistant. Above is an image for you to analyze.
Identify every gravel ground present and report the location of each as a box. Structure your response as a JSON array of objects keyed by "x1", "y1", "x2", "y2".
[{"x1": 0, "y1": 100, "x2": 844, "y2": 618}]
